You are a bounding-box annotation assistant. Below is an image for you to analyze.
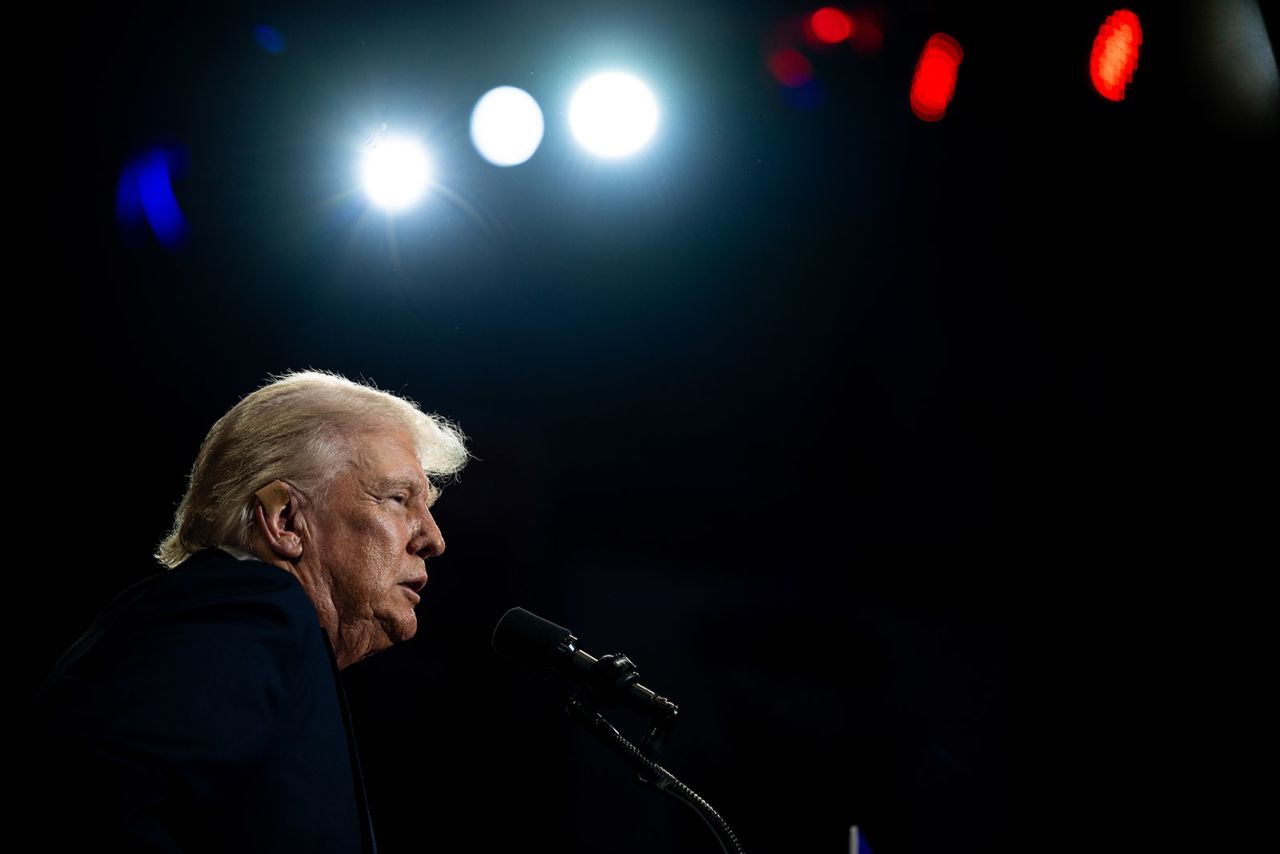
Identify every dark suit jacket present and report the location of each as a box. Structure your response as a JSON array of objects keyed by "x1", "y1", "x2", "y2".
[{"x1": 28, "y1": 547, "x2": 378, "y2": 853}]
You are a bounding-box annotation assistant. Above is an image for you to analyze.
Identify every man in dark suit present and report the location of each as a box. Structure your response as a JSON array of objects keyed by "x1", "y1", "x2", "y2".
[{"x1": 28, "y1": 370, "x2": 470, "y2": 852}]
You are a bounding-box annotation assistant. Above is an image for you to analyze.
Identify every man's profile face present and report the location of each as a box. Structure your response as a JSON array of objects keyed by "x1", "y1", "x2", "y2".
[{"x1": 302, "y1": 426, "x2": 443, "y2": 661}]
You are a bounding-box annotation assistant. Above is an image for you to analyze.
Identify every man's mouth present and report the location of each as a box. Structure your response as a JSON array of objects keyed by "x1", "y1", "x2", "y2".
[{"x1": 398, "y1": 575, "x2": 427, "y2": 604}]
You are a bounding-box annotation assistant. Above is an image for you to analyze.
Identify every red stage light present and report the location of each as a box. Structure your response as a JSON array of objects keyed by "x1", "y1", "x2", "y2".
[
  {"x1": 910, "y1": 34, "x2": 963, "y2": 122},
  {"x1": 1091, "y1": 10, "x2": 1142, "y2": 101},
  {"x1": 810, "y1": 7, "x2": 854, "y2": 44},
  {"x1": 768, "y1": 48, "x2": 814, "y2": 87}
]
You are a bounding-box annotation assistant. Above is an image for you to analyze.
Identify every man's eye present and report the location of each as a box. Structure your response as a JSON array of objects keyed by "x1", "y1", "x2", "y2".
[{"x1": 391, "y1": 494, "x2": 407, "y2": 504}]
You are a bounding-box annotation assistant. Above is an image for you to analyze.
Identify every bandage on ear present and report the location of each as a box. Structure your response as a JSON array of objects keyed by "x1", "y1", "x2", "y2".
[{"x1": 254, "y1": 479, "x2": 292, "y2": 515}]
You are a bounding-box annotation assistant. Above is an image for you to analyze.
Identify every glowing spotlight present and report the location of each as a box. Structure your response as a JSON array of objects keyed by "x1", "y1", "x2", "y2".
[
  {"x1": 569, "y1": 72, "x2": 659, "y2": 158},
  {"x1": 360, "y1": 136, "x2": 431, "y2": 211},
  {"x1": 810, "y1": 8, "x2": 854, "y2": 44},
  {"x1": 471, "y1": 86, "x2": 545, "y2": 167},
  {"x1": 910, "y1": 34, "x2": 964, "y2": 122},
  {"x1": 1091, "y1": 10, "x2": 1142, "y2": 102}
]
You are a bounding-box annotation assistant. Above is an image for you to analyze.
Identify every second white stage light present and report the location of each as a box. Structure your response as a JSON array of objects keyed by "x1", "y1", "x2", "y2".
[
  {"x1": 471, "y1": 86, "x2": 545, "y2": 167},
  {"x1": 569, "y1": 72, "x2": 659, "y2": 158}
]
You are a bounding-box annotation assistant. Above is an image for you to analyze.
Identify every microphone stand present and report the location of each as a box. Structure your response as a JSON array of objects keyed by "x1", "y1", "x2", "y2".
[{"x1": 565, "y1": 655, "x2": 746, "y2": 854}]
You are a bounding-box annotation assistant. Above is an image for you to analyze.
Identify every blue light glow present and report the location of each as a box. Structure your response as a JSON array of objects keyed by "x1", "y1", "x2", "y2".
[
  {"x1": 252, "y1": 25, "x2": 286, "y2": 55},
  {"x1": 116, "y1": 147, "x2": 189, "y2": 248}
]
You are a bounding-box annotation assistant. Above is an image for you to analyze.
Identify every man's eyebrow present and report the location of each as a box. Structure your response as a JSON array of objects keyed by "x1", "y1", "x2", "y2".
[{"x1": 372, "y1": 476, "x2": 424, "y2": 492}]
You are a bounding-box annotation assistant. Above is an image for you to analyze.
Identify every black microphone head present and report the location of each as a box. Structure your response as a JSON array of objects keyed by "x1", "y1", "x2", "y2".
[{"x1": 492, "y1": 607, "x2": 573, "y2": 669}]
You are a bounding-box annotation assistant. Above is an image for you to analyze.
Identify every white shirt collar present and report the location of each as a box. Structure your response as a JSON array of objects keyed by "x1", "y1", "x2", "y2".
[{"x1": 218, "y1": 543, "x2": 264, "y2": 563}]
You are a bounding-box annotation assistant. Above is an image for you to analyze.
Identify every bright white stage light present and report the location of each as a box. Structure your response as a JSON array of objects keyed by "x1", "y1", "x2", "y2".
[
  {"x1": 360, "y1": 136, "x2": 432, "y2": 211},
  {"x1": 569, "y1": 72, "x2": 659, "y2": 158},
  {"x1": 471, "y1": 86, "x2": 545, "y2": 166}
]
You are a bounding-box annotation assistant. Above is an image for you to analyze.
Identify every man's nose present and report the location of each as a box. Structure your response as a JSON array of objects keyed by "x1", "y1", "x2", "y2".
[{"x1": 412, "y1": 509, "x2": 445, "y2": 559}]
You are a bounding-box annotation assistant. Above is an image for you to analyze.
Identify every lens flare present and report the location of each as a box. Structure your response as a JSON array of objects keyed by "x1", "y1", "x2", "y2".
[
  {"x1": 910, "y1": 34, "x2": 964, "y2": 122},
  {"x1": 1091, "y1": 10, "x2": 1143, "y2": 102}
]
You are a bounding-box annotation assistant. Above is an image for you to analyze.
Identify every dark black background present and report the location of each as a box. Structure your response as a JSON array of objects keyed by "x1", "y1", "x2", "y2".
[{"x1": 19, "y1": 1, "x2": 1276, "y2": 852}]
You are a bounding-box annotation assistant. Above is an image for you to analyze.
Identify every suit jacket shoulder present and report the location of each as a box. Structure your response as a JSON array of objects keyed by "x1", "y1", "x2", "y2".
[
  {"x1": 38, "y1": 548, "x2": 315, "y2": 760},
  {"x1": 29, "y1": 548, "x2": 369, "y2": 853}
]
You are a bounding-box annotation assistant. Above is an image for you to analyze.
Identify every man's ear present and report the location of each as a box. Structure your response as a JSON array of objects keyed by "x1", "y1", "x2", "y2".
[{"x1": 253, "y1": 480, "x2": 304, "y2": 559}]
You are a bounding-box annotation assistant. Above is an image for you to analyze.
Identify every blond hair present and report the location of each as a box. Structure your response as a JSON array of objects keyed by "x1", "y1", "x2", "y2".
[{"x1": 155, "y1": 369, "x2": 469, "y2": 568}]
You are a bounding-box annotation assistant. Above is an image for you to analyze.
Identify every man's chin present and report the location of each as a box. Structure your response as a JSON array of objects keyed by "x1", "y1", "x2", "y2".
[
  {"x1": 395, "y1": 614, "x2": 418, "y2": 642},
  {"x1": 370, "y1": 619, "x2": 418, "y2": 653}
]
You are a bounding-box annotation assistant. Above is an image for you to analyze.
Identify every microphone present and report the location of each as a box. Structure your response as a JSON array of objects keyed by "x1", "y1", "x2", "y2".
[
  {"x1": 492, "y1": 607, "x2": 677, "y2": 717},
  {"x1": 493, "y1": 610, "x2": 744, "y2": 853}
]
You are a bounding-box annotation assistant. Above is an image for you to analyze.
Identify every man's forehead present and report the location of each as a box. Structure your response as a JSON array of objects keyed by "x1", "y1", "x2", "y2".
[{"x1": 351, "y1": 432, "x2": 429, "y2": 488}]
